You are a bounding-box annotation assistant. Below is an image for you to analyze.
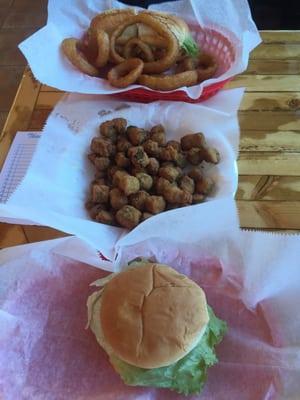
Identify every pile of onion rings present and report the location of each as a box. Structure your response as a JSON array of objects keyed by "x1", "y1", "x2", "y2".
[{"x1": 61, "y1": 8, "x2": 218, "y2": 91}]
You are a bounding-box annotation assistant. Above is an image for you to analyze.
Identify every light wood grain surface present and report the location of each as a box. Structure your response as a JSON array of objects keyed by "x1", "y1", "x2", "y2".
[{"x1": 1, "y1": 31, "x2": 300, "y2": 248}]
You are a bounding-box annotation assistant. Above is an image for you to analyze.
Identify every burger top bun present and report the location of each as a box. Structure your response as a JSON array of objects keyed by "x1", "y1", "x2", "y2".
[{"x1": 100, "y1": 262, "x2": 209, "y2": 369}]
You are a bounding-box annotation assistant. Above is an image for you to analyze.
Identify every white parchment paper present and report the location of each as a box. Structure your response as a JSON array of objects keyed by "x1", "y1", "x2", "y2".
[
  {"x1": 18, "y1": 0, "x2": 261, "y2": 98},
  {"x1": 0, "y1": 89, "x2": 244, "y2": 259},
  {"x1": 0, "y1": 198, "x2": 299, "y2": 400}
]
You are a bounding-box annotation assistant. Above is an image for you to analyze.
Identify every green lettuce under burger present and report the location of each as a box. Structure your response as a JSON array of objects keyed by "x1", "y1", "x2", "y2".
[{"x1": 87, "y1": 259, "x2": 227, "y2": 396}]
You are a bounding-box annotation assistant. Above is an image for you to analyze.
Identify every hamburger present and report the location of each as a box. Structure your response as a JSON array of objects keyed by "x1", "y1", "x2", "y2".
[
  {"x1": 87, "y1": 259, "x2": 227, "y2": 395},
  {"x1": 89, "y1": 8, "x2": 199, "y2": 57}
]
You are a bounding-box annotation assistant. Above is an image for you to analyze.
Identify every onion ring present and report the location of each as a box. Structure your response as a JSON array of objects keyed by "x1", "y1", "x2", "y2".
[
  {"x1": 110, "y1": 14, "x2": 179, "y2": 74},
  {"x1": 197, "y1": 53, "x2": 218, "y2": 82},
  {"x1": 123, "y1": 38, "x2": 154, "y2": 62},
  {"x1": 138, "y1": 70, "x2": 198, "y2": 91},
  {"x1": 176, "y1": 56, "x2": 196, "y2": 73},
  {"x1": 61, "y1": 38, "x2": 99, "y2": 77},
  {"x1": 88, "y1": 28, "x2": 110, "y2": 68},
  {"x1": 108, "y1": 58, "x2": 144, "y2": 88},
  {"x1": 139, "y1": 34, "x2": 166, "y2": 48}
]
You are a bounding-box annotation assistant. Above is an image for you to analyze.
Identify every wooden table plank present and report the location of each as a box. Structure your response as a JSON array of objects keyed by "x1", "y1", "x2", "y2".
[
  {"x1": 260, "y1": 31, "x2": 300, "y2": 43},
  {"x1": 0, "y1": 224, "x2": 28, "y2": 248},
  {"x1": 238, "y1": 153, "x2": 300, "y2": 176},
  {"x1": 237, "y1": 176, "x2": 300, "y2": 201},
  {"x1": 0, "y1": 67, "x2": 41, "y2": 169},
  {"x1": 251, "y1": 44, "x2": 300, "y2": 59},
  {"x1": 237, "y1": 201, "x2": 300, "y2": 229},
  {"x1": 226, "y1": 75, "x2": 300, "y2": 91},
  {"x1": 240, "y1": 130, "x2": 300, "y2": 152},
  {"x1": 240, "y1": 93, "x2": 300, "y2": 111}
]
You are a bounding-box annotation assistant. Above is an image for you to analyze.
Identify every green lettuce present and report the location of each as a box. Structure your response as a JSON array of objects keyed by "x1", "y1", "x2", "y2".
[{"x1": 110, "y1": 306, "x2": 227, "y2": 396}]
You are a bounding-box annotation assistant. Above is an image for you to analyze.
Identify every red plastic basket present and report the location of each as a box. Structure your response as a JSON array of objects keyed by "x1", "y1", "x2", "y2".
[{"x1": 113, "y1": 25, "x2": 236, "y2": 103}]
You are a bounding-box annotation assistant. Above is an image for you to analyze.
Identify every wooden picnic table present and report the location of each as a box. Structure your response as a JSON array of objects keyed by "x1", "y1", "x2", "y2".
[{"x1": 0, "y1": 30, "x2": 300, "y2": 248}]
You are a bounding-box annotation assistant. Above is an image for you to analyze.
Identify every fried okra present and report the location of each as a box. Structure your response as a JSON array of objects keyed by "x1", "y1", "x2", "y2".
[
  {"x1": 126, "y1": 126, "x2": 148, "y2": 145},
  {"x1": 159, "y1": 145, "x2": 178, "y2": 162},
  {"x1": 115, "y1": 152, "x2": 130, "y2": 168},
  {"x1": 135, "y1": 172, "x2": 153, "y2": 191},
  {"x1": 116, "y1": 205, "x2": 141, "y2": 229},
  {"x1": 146, "y1": 157, "x2": 160, "y2": 175},
  {"x1": 158, "y1": 165, "x2": 181, "y2": 182},
  {"x1": 179, "y1": 175, "x2": 195, "y2": 194},
  {"x1": 91, "y1": 137, "x2": 116, "y2": 157},
  {"x1": 129, "y1": 190, "x2": 150, "y2": 211},
  {"x1": 141, "y1": 212, "x2": 153, "y2": 221},
  {"x1": 166, "y1": 140, "x2": 181, "y2": 151},
  {"x1": 109, "y1": 188, "x2": 128, "y2": 210},
  {"x1": 91, "y1": 184, "x2": 110, "y2": 203},
  {"x1": 163, "y1": 185, "x2": 192, "y2": 205},
  {"x1": 116, "y1": 135, "x2": 132, "y2": 153},
  {"x1": 95, "y1": 210, "x2": 116, "y2": 225},
  {"x1": 149, "y1": 124, "x2": 166, "y2": 145},
  {"x1": 192, "y1": 194, "x2": 205, "y2": 204},
  {"x1": 195, "y1": 177, "x2": 214, "y2": 195},
  {"x1": 180, "y1": 133, "x2": 205, "y2": 151},
  {"x1": 94, "y1": 157, "x2": 111, "y2": 171},
  {"x1": 128, "y1": 146, "x2": 149, "y2": 168},
  {"x1": 143, "y1": 139, "x2": 161, "y2": 158},
  {"x1": 145, "y1": 195, "x2": 166, "y2": 214},
  {"x1": 100, "y1": 118, "x2": 127, "y2": 141},
  {"x1": 113, "y1": 171, "x2": 140, "y2": 196}
]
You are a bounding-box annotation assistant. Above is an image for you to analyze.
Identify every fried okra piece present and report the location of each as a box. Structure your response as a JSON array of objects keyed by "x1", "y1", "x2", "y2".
[
  {"x1": 145, "y1": 195, "x2": 166, "y2": 214},
  {"x1": 116, "y1": 205, "x2": 141, "y2": 229},
  {"x1": 180, "y1": 133, "x2": 205, "y2": 151},
  {"x1": 186, "y1": 148, "x2": 202, "y2": 165},
  {"x1": 113, "y1": 171, "x2": 140, "y2": 196},
  {"x1": 115, "y1": 152, "x2": 130, "y2": 168},
  {"x1": 143, "y1": 139, "x2": 161, "y2": 158},
  {"x1": 175, "y1": 152, "x2": 187, "y2": 168},
  {"x1": 128, "y1": 146, "x2": 150, "y2": 168},
  {"x1": 146, "y1": 157, "x2": 160, "y2": 176},
  {"x1": 88, "y1": 153, "x2": 97, "y2": 164},
  {"x1": 188, "y1": 167, "x2": 203, "y2": 181},
  {"x1": 109, "y1": 188, "x2": 128, "y2": 210},
  {"x1": 195, "y1": 177, "x2": 214, "y2": 195},
  {"x1": 192, "y1": 194, "x2": 205, "y2": 204},
  {"x1": 201, "y1": 147, "x2": 220, "y2": 164},
  {"x1": 92, "y1": 178, "x2": 107, "y2": 186},
  {"x1": 166, "y1": 140, "x2": 181, "y2": 151},
  {"x1": 141, "y1": 212, "x2": 153, "y2": 221},
  {"x1": 126, "y1": 126, "x2": 148, "y2": 145},
  {"x1": 91, "y1": 184, "x2": 110, "y2": 203},
  {"x1": 116, "y1": 135, "x2": 132, "y2": 153},
  {"x1": 163, "y1": 185, "x2": 192, "y2": 205},
  {"x1": 100, "y1": 118, "x2": 127, "y2": 141},
  {"x1": 159, "y1": 144, "x2": 178, "y2": 162},
  {"x1": 91, "y1": 137, "x2": 116, "y2": 157},
  {"x1": 129, "y1": 190, "x2": 150, "y2": 211},
  {"x1": 95, "y1": 210, "x2": 116, "y2": 225},
  {"x1": 155, "y1": 177, "x2": 172, "y2": 195},
  {"x1": 131, "y1": 166, "x2": 146, "y2": 175},
  {"x1": 94, "y1": 170, "x2": 106, "y2": 179},
  {"x1": 149, "y1": 124, "x2": 166, "y2": 145},
  {"x1": 94, "y1": 157, "x2": 111, "y2": 171},
  {"x1": 158, "y1": 165, "x2": 181, "y2": 182},
  {"x1": 135, "y1": 172, "x2": 153, "y2": 191},
  {"x1": 87, "y1": 203, "x2": 108, "y2": 219},
  {"x1": 179, "y1": 175, "x2": 195, "y2": 194},
  {"x1": 187, "y1": 147, "x2": 220, "y2": 165}
]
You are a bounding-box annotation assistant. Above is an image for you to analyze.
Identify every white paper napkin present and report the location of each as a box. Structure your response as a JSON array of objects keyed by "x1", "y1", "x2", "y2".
[
  {"x1": 0, "y1": 199, "x2": 299, "y2": 399},
  {"x1": 0, "y1": 88, "x2": 244, "y2": 259},
  {"x1": 19, "y1": 0, "x2": 261, "y2": 98}
]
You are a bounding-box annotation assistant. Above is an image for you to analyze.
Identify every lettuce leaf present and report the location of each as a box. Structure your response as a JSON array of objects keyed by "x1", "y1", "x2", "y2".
[{"x1": 110, "y1": 306, "x2": 227, "y2": 395}]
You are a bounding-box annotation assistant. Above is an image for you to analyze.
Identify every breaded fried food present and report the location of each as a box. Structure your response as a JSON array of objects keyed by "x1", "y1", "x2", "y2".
[{"x1": 116, "y1": 205, "x2": 142, "y2": 229}]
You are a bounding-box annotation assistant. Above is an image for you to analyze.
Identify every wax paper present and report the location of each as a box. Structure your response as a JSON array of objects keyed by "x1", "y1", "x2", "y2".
[
  {"x1": 0, "y1": 198, "x2": 299, "y2": 399},
  {"x1": 18, "y1": 0, "x2": 261, "y2": 99},
  {"x1": 0, "y1": 89, "x2": 243, "y2": 259}
]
